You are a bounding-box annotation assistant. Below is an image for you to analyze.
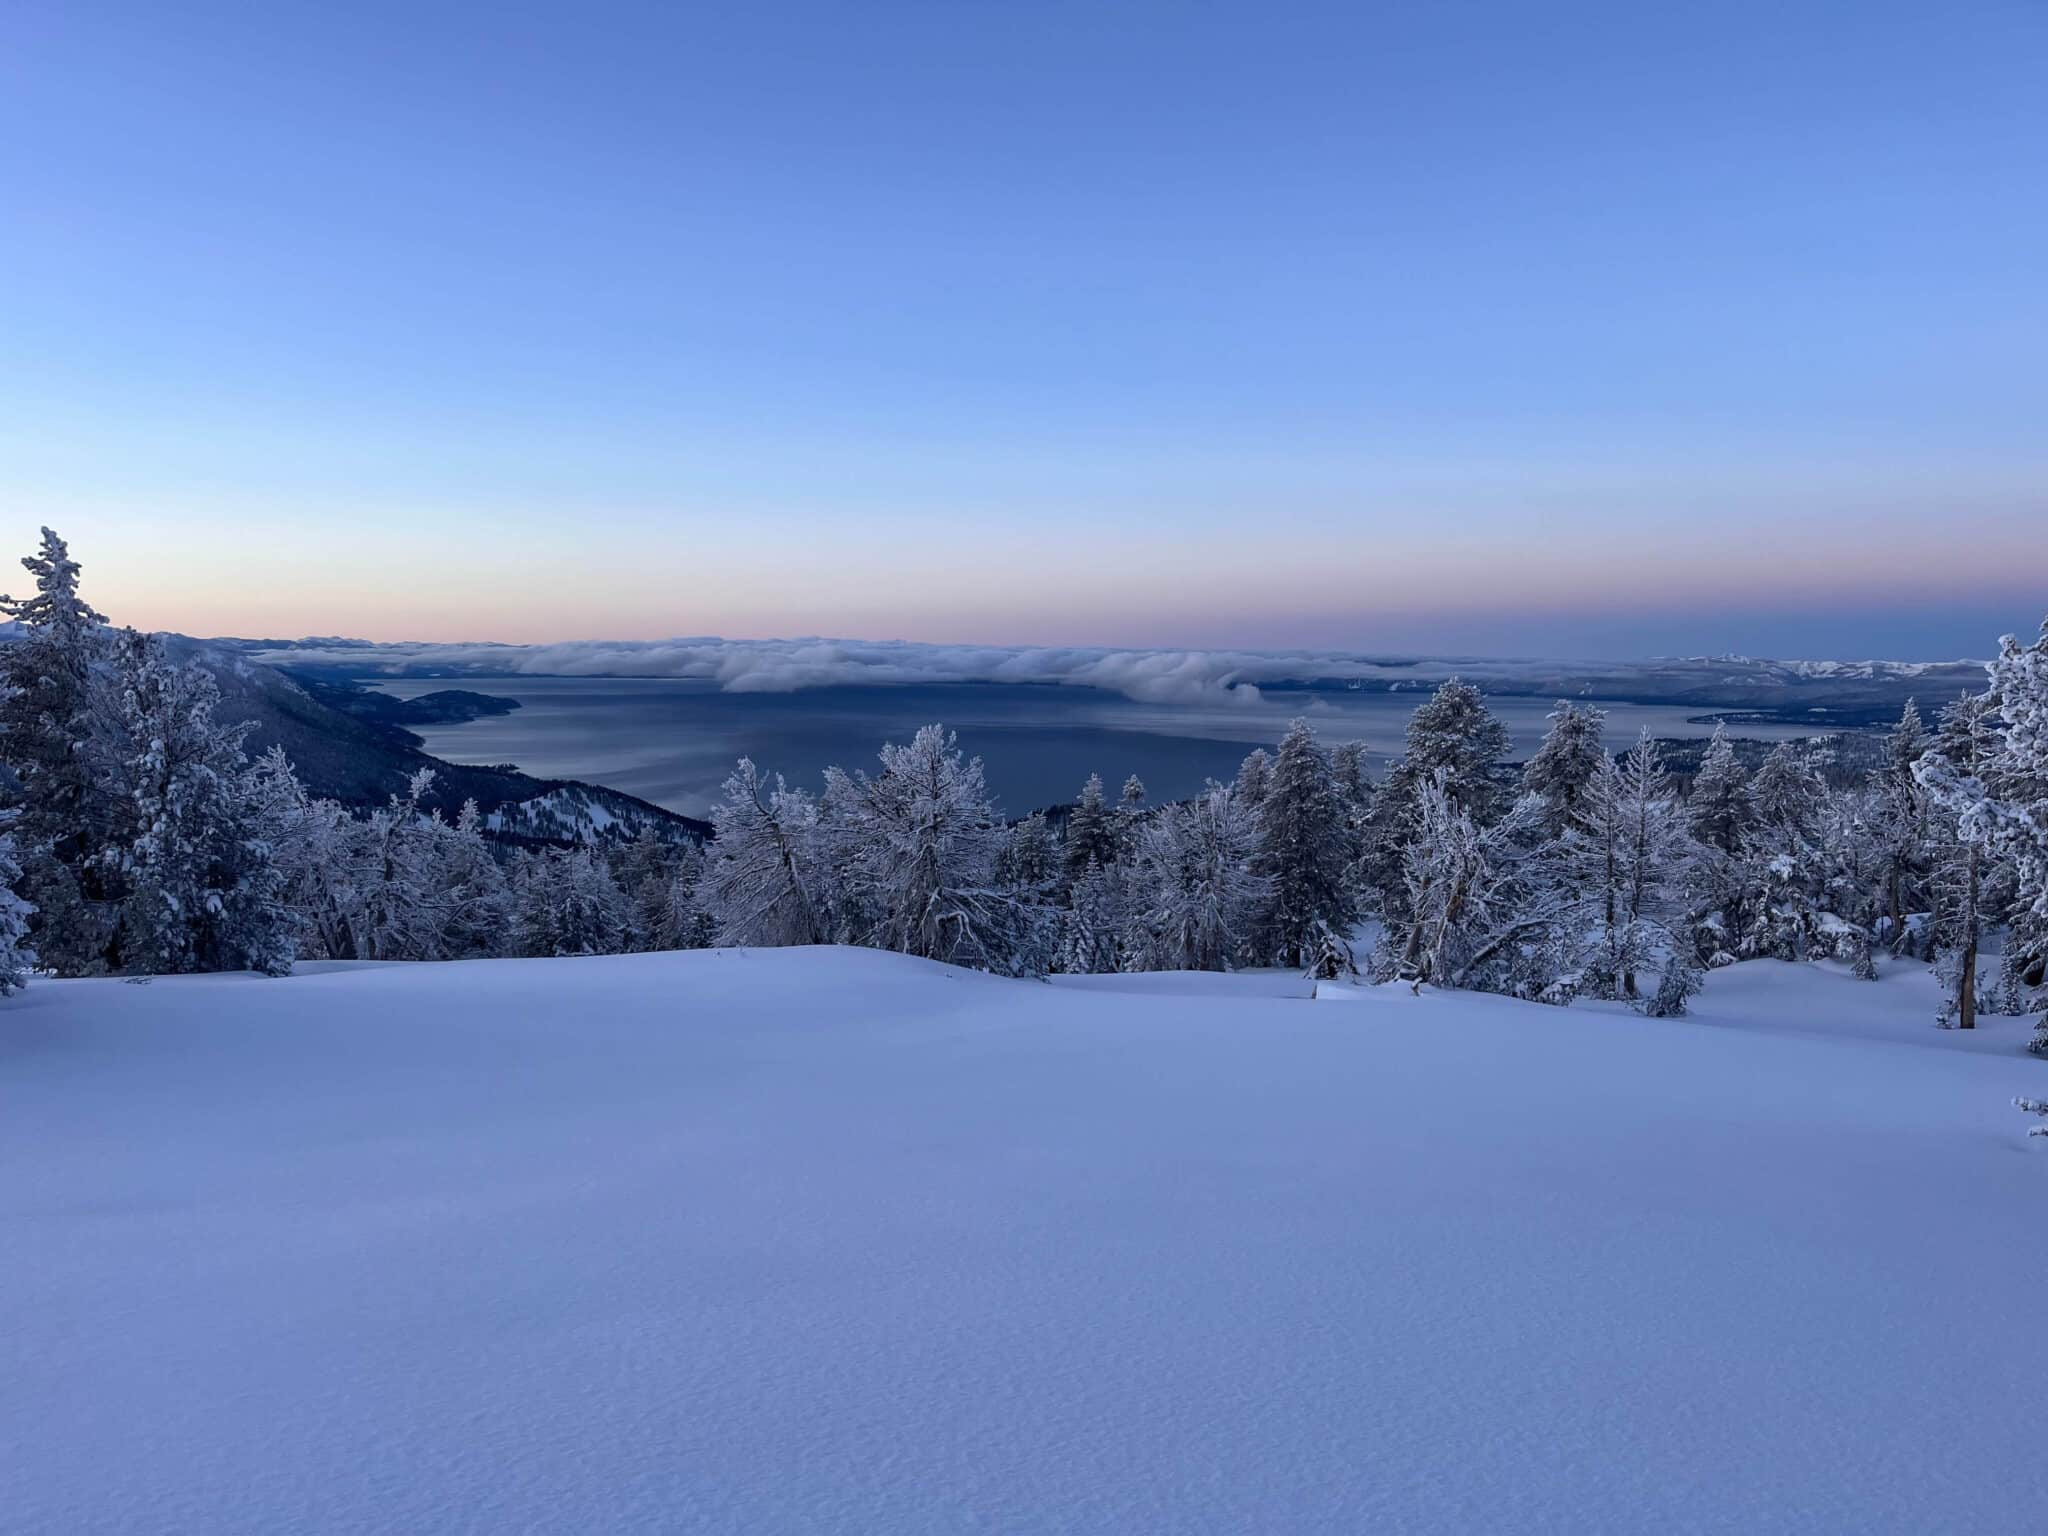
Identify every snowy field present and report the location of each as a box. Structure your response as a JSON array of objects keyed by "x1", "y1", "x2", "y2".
[{"x1": 7, "y1": 950, "x2": 2046, "y2": 1533}]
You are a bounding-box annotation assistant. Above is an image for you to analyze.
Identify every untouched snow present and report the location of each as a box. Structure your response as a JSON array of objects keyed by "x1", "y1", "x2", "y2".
[{"x1": 6, "y1": 950, "x2": 2046, "y2": 1533}]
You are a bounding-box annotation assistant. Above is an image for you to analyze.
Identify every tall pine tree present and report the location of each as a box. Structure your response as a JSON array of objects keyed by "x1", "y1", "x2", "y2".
[
  {"x1": 1252, "y1": 717, "x2": 1358, "y2": 968},
  {"x1": 0, "y1": 528, "x2": 118, "y2": 973}
]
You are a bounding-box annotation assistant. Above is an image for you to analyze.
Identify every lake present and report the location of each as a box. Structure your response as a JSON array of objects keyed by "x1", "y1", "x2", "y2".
[{"x1": 371, "y1": 677, "x2": 1826, "y2": 817}]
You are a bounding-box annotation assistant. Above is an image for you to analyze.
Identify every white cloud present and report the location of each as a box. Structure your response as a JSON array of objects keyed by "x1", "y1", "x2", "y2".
[
  {"x1": 245, "y1": 636, "x2": 1979, "y2": 708},
  {"x1": 249, "y1": 635, "x2": 1467, "y2": 703}
]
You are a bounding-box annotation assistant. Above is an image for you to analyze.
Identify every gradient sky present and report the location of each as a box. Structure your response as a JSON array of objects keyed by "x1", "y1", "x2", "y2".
[{"x1": 2, "y1": 1, "x2": 2043, "y2": 658}]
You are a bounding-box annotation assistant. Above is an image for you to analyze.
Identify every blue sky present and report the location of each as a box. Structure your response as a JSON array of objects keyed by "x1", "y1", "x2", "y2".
[{"x1": 2, "y1": 1, "x2": 2042, "y2": 657}]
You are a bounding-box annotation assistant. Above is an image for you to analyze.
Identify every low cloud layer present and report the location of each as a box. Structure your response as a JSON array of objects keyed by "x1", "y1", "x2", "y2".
[
  {"x1": 245, "y1": 636, "x2": 1975, "y2": 708},
  {"x1": 247, "y1": 637, "x2": 1489, "y2": 704}
]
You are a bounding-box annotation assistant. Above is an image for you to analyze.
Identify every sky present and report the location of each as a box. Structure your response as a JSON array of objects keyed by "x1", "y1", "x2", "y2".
[{"x1": 1, "y1": 0, "x2": 2043, "y2": 660}]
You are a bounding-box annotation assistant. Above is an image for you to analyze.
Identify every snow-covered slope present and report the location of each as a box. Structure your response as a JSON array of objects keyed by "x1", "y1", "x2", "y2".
[{"x1": 6, "y1": 952, "x2": 2044, "y2": 1533}]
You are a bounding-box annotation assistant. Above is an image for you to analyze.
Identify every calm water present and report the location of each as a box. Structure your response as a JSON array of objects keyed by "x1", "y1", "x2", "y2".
[{"x1": 373, "y1": 678, "x2": 1822, "y2": 817}]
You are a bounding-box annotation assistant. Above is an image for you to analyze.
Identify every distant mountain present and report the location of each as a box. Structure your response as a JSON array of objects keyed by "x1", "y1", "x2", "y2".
[
  {"x1": 288, "y1": 674, "x2": 523, "y2": 734},
  {"x1": 1258, "y1": 655, "x2": 1988, "y2": 727},
  {"x1": 165, "y1": 639, "x2": 709, "y2": 845}
]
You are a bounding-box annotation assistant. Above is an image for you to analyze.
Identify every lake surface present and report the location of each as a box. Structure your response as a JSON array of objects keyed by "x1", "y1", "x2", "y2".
[{"x1": 372, "y1": 678, "x2": 1825, "y2": 817}]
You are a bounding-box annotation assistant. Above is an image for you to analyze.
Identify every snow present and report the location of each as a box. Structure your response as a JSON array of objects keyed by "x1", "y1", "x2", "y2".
[{"x1": 6, "y1": 949, "x2": 2045, "y2": 1532}]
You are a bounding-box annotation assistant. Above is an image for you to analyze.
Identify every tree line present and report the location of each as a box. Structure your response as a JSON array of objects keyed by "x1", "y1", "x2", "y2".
[{"x1": 2, "y1": 528, "x2": 2044, "y2": 1048}]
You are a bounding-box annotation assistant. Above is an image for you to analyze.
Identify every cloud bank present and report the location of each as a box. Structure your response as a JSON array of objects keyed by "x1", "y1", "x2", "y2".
[
  {"x1": 247, "y1": 636, "x2": 1485, "y2": 705},
  {"x1": 244, "y1": 636, "x2": 1978, "y2": 709}
]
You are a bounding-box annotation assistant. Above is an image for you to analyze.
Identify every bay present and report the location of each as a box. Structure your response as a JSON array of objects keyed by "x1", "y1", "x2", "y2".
[{"x1": 371, "y1": 677, "x2": 1824, "y2": 817}]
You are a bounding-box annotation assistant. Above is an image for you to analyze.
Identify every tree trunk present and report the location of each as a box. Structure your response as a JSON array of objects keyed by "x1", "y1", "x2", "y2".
[
  {"x1": 1959, "y1": 935, "x2": 1977, "y2": 1030},
  {"x1": 1959, "y1": 848, "x2": 1980, "y2": 1029}
]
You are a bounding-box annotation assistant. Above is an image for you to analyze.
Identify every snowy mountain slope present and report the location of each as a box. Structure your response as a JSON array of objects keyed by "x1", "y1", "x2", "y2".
[
  {"x1": 6, "y1": 951, "x2": 2044, "y2": 1533},
  {"x1": 160, "y1": 637, "x2": 710, "y2": 843}
]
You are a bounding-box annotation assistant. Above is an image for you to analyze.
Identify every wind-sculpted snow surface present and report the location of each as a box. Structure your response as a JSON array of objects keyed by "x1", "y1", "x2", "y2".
[{"x1": 6, "y1": 951, "x2": 2045, "y2": 1532}]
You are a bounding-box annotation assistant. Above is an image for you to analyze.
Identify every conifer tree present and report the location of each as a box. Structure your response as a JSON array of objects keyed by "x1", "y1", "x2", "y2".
[
  {"x1": 1252, "y1": 717, "x2": 1359, "y2": 968},
  {"x1": 1979, "y1": 622, "x2": 2048, "y2": 1051},
  {"x1": 99, "y1": 630, "x2": 292, "y2": 976},
  {"x1": 513, "y1": 846, "x2": 631, "y2": 957},
  {"x1": 997, "y1": 811, "x2": 1061, "y2": 895},
  {"x1": 614, "y1": 825, "x2": 684, "y2": 951},
  {"x1": 1686, "y1": 724, "x2": 1752, "y2": 857},
  {"x1": 1522, "y1": 701, "x2": 1608, "y2": 838},
  {"x1": 1360, "y1": 680, "x2": 1513, "y2": 928},
  {"x1": 1329, "y1": 742, "x2": 1369, "y2": 807},
  {"x1": 0, "y1": 820, "x2": 35, "y2": 995},
  {"x1": 1061, "y1": 773, "x2": 1118, "y2": 885},
  {"x1": 1919, "y1": 623, "x2": 2048, "y2": 1045},
  {"x1": 0, "y1": 527, "x2": 118, "y2": 973},
  {"x1": 1127, "y1": 783, "x2": 1265, "y2": 972},
  {"x1": 699, "y1": 758, "x2": 824, "y2": 948},
  {"x1": 352, "y1": 769, "x2": 452, "y2": 961},
  {"x1": 1055, "y1": 855, "x2": 1126, "y2": 974},
  {"x1": 1551, "y1": 733, "x2": 1700, "y2": 1005},
  {"x1": 1749, "y1": 742, "x2": 1824, "y2": 857},
  {"x1": 435, "y1": 800, "x2": 510, "y2": 959},
  {"x1": 1234, "y1": 748, "x2": 1273, "y2": 810},
  {"x1": 1914, "y1": 692, "x2": 2001, "y2": 1029},
  {"x1": 1389, "y1": 679, "x2": 1512, "y2": 823},
  {"x1": 823, "y1": 725, "x2": 1040, "y2": 974},
  {"x1": 248, "y1": 746, "x2": 361, "y2": 960},
  {"x1": 656, "y1": 841, "x2": 717, "y2": 951},
  {"x1": 1382, "y1": 778, "x2": 1548, "y2": 990},
  {"x1": 1871, "y1": 700, "x2": 1929, "y2": 951}
]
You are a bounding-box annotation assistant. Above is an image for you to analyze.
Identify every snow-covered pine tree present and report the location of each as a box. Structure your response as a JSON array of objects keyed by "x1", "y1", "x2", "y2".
[
  {"x1": 1390, "y1": 679, "x2": 1512, "y2": 823},
  {"x1": 0, "y1": 527, "x2": 118, "y2": 974},
  {"x1": 1381, "y1": 777, "x2": 1548, "y2": 991},
  {"x1": 351, "y1": 768, "x2": 453, "y2": 961},
  {"x1": 434, "y1": 799, "x2": 510, "y2": 959},
  {"x1": 1252, "y1": 717, "x2": 1359, "y2": 969},
  {"x1": 1061, "y1": 773, "x2": 1118, "y2": 886},
  {"x1": 614, "y1": 825, "x2": 682, "y2": 952},
  {"x1": 1810, "y1": 780, "x2": 1884, "y2": 972},
  {"x1": 1359, "y1": 679, "x2": 1514, "y2": 928},
  {"x1": 1749, "y1": 741, "x2": 1824, "y2": 858},
  {"x1": 996, "y1": 811, "x2": 1061, "y2": 895},
  {"x1": 248, "y1": 746, "x2": 363, "y2": 960},
  {"x1": 1914, "y1": 692, "x2": 2002, "y2": 1030},
  {"x1": 1732, "y1": 742, "x2": 1831, "y2": 963},
  {"x1": 1521, "y1": 701, "x2": 1608, "y2": 838},
  {"x1": 1683, "y1": 724, "x2": 1753, "y2": 967},
  {"x1": 1330, "y1": 741, "x2": 1369, "y2": 807},
  {"x1": 0, "y1": 817, "x2": 35, "y2": 995},
  {"x1": 655, "y1": 840, "x2": 717, "y2": 951},
  {"x1": 1551, "y1": 732, "x2": 1701, "y2": 1007},
  {"x1": 1328, "y1": 739, "x2": 1377, "y2": 913},
  {"x1": 97, "y1": 630, "x2": 293, "y2": 976},
  {"x1": 1933, "y1": 621, "x2": 2048, "y2": 1049},
  {"x1": 1686, "y1": 724, "x2": 1752, "y2": 857},
  {"x1": 1234, "y1": 748, "x2": 1273, "y2": 810},
  {"x1": 823, "y1": 725, "x2": 1041, "y2": 974},
  {"x1": 1126, "y1": 782, "x2": 1266, "y2": 972},
  {"x1": 699, "y1": 757, "x2": 824, "y2": 948},
  {"x1": 1054, "y1": 855, "x2": 1126, "y2": 974},
  {"x1": 1114, "y1": 774, "x2": 1148, "y2": 861},
  {"x1": 513, "y1": 846, "x2": 631, "y2": 957},
  {"x1": 1870, "y1": 700, "x2": 1930, "y2": 952}
]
